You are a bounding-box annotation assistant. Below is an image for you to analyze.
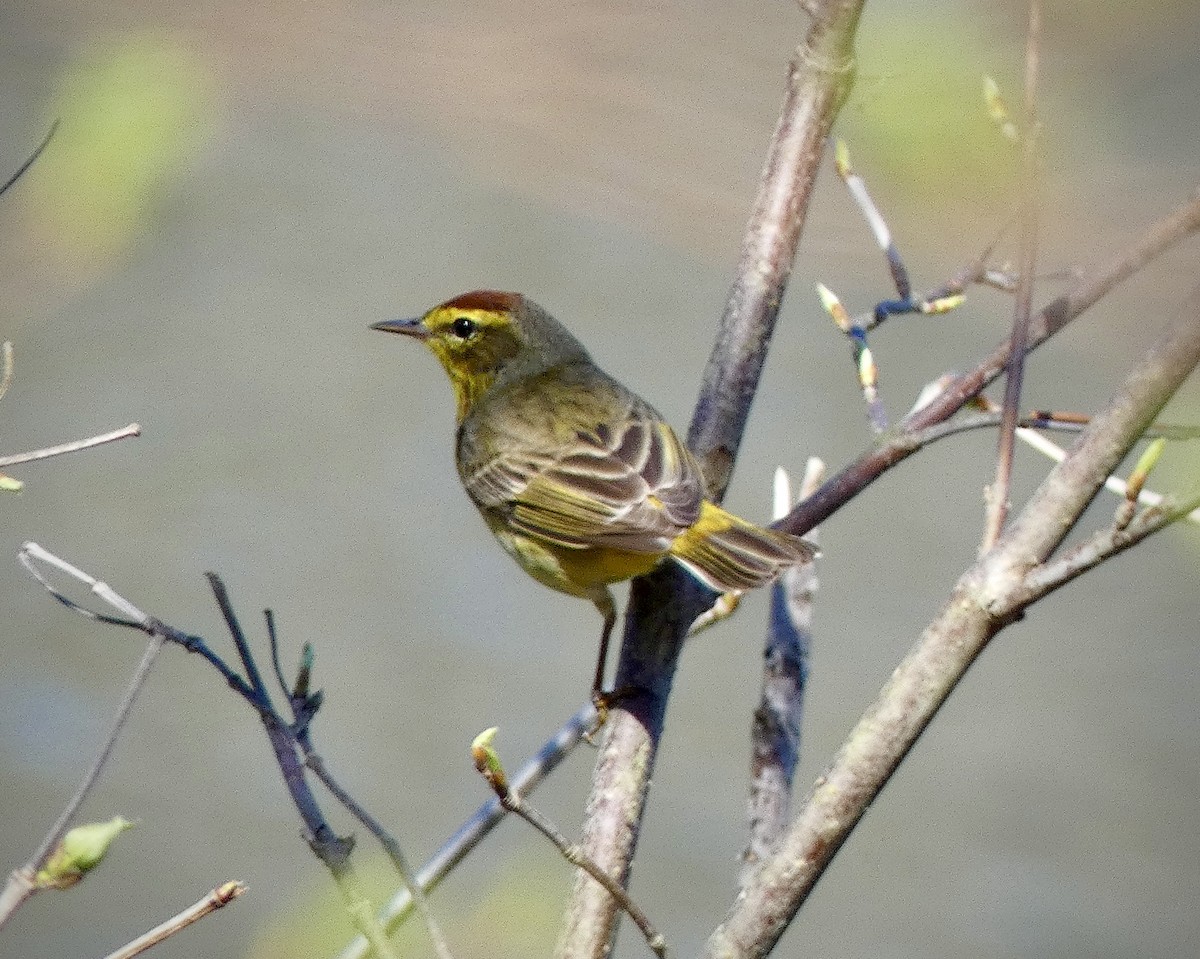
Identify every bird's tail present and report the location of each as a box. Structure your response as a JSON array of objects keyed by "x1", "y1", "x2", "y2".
[{"x1": 669, "y1": 501, "x2": 814, "y2": 593}]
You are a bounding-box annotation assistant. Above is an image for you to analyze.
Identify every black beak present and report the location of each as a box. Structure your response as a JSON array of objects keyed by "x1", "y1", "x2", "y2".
[{"x1": 370, "y1": 318, "x2": 430, "y2": 340}]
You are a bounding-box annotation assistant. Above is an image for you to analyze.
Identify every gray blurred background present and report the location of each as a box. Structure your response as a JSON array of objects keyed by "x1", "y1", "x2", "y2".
[{"x1": 2, "y1": 1, "x2": 1198, "y2": 957}]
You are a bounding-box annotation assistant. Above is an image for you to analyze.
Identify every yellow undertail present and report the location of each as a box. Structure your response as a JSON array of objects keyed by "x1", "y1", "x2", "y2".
[{"x1": 669, "y1": 501, "x2": 812, "y2": 592}]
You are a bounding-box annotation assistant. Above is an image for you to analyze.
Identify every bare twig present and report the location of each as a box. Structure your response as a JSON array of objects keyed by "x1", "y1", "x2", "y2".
[
  {"x1": 560, "y1": 4, "x2": 865, "y2": 956},
  {"x1": 984, "y1": 0, "x2": 1043, "y2": 549},
  {"x1": 1017, "y1": 488, "x2": 1200, "y2": 599},
  {"x1": 100, "y1": 880, "x2": 246, "y2": 959},
  {"x1": 0, "y1": 424, "x2": 142, "y2": 469},
  {"x1": 744, "y1": 461, "x2": 823, "y2": 882},
  {"x1": 834, "y1": 140, "x2": 910, "y2": 304},
  {"x1": 0, "y1": 342, "x2": 13, "y2": 402},
  {"x1": 906, "y1": 403, "x2": 1200, "y2": 451},
  {"x1": 201, "y1": 580, "x2": 407, "y2": 959},
  {"x1": 473, "y1": 731, "x2": 667, "y2": 958},
  {"x1": 304, "y1": 752, "x2": 454, "y2": 959},
  {"x1": 960, "y1": 398, "x2": 1200, "y2": 527},
  {"x1": 0, "y1": 120, "x2": 58, "y2": 198}
]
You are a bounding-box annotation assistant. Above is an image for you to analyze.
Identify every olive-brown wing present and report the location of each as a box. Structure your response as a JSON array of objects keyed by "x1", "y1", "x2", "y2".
[{"x1": 461, "y1": 396, "x2": 704, "y2": 554}]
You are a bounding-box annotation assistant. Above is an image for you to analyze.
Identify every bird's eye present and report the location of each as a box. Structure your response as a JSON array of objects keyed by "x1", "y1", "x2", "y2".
[{"x1": 451, "y1": 317, "x2": 476, "y2": 339}]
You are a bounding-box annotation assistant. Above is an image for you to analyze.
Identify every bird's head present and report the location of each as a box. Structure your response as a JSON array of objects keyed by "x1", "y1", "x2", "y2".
[{"x1": 372, "y1": 290, "x2": 589, "y2": 420}]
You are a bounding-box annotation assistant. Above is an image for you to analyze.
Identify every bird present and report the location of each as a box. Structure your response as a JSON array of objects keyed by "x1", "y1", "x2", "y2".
[{"x1": 371, "y1": 290, "x2": 814, "y2": 706}]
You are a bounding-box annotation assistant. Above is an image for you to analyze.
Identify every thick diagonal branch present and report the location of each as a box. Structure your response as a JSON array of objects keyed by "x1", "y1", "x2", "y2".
[{"x1": 703, "y1": 294, "x2": 1200, "y2": 959}]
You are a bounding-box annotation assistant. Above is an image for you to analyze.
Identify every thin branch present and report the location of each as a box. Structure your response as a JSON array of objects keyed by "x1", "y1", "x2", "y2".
[
  {"x1": 473, "y1": 732, "x2": 666, "y2": 958},
  {"x1": 0, "y1": 424, "x2": 142, "y2": 469},
  {"x1": 921, "y1": 218, "x2": 1014, "y2": 304},
  {"x1": 0, "y1": 120, "x2": 58, "y2": 198},
  {"x1": 984, "y1": 0, "x2": 1043, "y2": 548},
  {"x1": 100, "y1": 880, "x2": 246, "y2": 959},
  {"x1": 561, "y1": 4, "x2": 865, "y2": 956},
  {"x1": 973, "y1": 399, "x2": 1200, "y2": 525},
  {"x1": 908, "y1": 407, "x2": 1194, "y2": 442},
  {"x1": 1017, "y1": 488, "x2": 1200, "y2": 599},
  {"x1": 305, "y1": 752, "x2": 455, "y2": 959},
  {"x1": 0, "y1": 342, "x2": 13, "y2": 401},
  {"x1": 508, "y1": 791, "x2": 665, "y2": 959},
  {"x1": 195, "y1": 581, "x2": 407, "y2": 958},
  {"x1": 834, "y1": 139, "x2": 910, "y2": 304},
  {"x1": 336, "y1": 705, "x2": 594, "y2": 959},
  {"x1": 893, "y1": 407, "x2": 1200, "y2": 529},
  {"x1": 206, "y1": 574, "x2": 272, "y2": 703},
  {"x1": 32, "y1": 640, "x2": 162, "y2": 873},
  {"x1": 19, "y1": 542, "x2": 253, "y2": 692}
]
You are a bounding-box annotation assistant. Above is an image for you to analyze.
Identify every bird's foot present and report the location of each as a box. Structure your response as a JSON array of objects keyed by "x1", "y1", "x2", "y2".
[{"x1": 584, "y1": 685, "x2": 638, "y2": 743}]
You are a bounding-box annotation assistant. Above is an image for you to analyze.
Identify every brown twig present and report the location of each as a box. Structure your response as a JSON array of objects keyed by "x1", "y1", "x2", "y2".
[
  {"x1": 559, "y1": 4, "x2": 865, "y2": 956},
  {"x1": 983, "y1": 0, "x2": 1043, "y2": 549},
  {"x1": 704, "y1": 293, "x2": 1200, "y2": 959},
  {"x1": 473, "y1": 731, "x2": 667, "y2": 958},
  {"x1": 1017, "y1": 488, "x2": 1200, "y2": 600},
  {"x1": 0, "y1": 423, "x2": 142, "y2": 469},
  {"x1": 902, "y1": 408, "x2": 1200, "y2": 451},
  {"x1": 100, "y1": 880, "x2": 246, "y2": 959}
]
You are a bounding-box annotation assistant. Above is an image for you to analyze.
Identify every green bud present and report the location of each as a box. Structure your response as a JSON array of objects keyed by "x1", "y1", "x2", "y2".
[
  {"x1": 36, "y1": 816, "x2": 134, "y2": 889},
  {"x1": 816, "y1": 283, "x2": 852, "y2": 332},
  {"x1": 920, "y1": 293, "x2": 966, "y2": 315},
  {"x1": 983, "y1": 75, "x2": 1019, "y2": 142},
  {"x1": 1127, "y1": 437, "x2": 1167, "y2": 499},
  {"x1": 834, "y1": 139, "x2": 852, "y2": 180},
  {"x1": 471, "y1": 727, "x2": 509, "y2": 795}
]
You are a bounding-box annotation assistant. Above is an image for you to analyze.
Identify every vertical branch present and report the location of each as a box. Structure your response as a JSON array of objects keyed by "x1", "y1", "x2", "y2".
[
  {"x1": 557, "y1": 3, "x2": 866, "y2": 958},
  {"x1": 983, "y1": 0, "x2": 1042, "y2": 548},
  {"x1": 688, "y1": 2, "x2": 861, "y2": 500}
]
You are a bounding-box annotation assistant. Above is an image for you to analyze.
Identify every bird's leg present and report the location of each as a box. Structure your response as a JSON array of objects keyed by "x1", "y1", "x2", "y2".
[
  {"x1": 589, "y1": 591, "x2": 617, "y2": 718},
  {"x1": 583, "y1": 589, "x2": 629, "y2": 736}
]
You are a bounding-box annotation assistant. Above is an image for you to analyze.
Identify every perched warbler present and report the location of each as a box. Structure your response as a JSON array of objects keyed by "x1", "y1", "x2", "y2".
[{"x1": 372, "y1": 290, "x2": 814, "y2": 702}]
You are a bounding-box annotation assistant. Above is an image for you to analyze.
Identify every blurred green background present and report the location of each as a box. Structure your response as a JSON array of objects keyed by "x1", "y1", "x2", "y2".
[{"x1": 2, "y1": 1, "x2": 1198, "y2": 957}]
